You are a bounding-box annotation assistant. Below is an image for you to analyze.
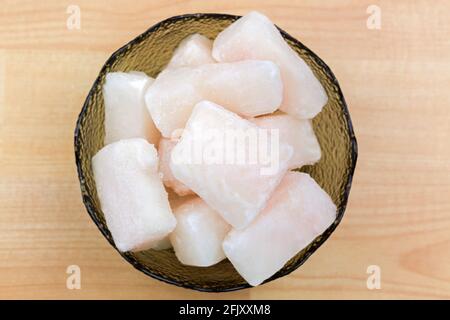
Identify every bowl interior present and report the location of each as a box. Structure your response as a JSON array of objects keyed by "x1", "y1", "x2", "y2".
[{"x1": 75, "y1": 13, "x2": 357, "y2": 292}]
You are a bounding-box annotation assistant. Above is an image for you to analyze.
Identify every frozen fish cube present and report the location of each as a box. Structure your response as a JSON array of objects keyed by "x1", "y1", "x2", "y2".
[
  {"x1": 170, "y1": 100, "x2": 293, "y2": 229},
  {"x1": 170, "y1": 198, "x2": 231, "y2": 266},
  {"x1": 92, "y1": 138, "x2": 176, "y2": 252},
  {"x1": 251, "y1": 113, "x2": 321, "y2": 169},
  {"x1": 145, "y1": 60, "x2": 283, "y2": 137},
  {"x1": 103, "y1": 71, "x2": 160, "y2": 145},
  {"x1": 223, "y1": 172, "x2": 337, "y2": 286},
  {"x1": 212, "y1": 11, "x2": 328, "y2": 119},
  {"x1": 158, "y1": 138, "x2": 193, "y2": 196},
  {"x1": 167, "y1": 34, "x2": 215, "y2": 68}
]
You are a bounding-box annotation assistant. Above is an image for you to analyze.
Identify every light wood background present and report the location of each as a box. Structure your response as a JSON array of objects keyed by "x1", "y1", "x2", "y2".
[{"x1": 0, "y1": 0, "x2": 449, "y2": 299}]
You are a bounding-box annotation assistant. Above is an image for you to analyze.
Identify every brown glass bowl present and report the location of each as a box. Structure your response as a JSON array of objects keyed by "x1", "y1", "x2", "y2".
[{"x1": 74, "y1": 13, "x2": 357, "y2": 292}]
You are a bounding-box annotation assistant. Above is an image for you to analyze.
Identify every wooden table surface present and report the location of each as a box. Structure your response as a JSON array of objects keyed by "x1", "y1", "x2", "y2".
[{"x1": 1, "y1": 0, "x2": 449, "y2": 299}]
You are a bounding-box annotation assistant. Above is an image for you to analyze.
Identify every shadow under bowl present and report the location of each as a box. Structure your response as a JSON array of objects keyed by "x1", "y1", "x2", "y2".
[{"x1": 74, "y1": 13, "x2": 358, "y2": 292}]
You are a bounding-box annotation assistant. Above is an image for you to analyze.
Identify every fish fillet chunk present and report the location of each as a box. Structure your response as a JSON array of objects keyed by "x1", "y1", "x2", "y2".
[
  {"x1": 145, "y1": 60, "x2": 283, "y2": 137},
  {"x1": 158, "y1": 138, "x2": 194, "y2": 196},
  {"x1": 170, "y1": 197, "x2": 231, "y2": 266},
  {"x1": 103, "y1": 71, "x2": 160, "y2": 145},
  {"x1": 92, "y1": 138, "x2": 176, "y2": 252},
  {"x1": 170, "y1": 100, "x2": 293, "y2": 229},
  {"x1": 166, "y1": 34, "x2": 215, "y2": 68},
  {"x1": 252, "y1": 113, "x2": 321, "y2": 169},
  {"x1": 212, "y1": 11, "x2": 328, "y2": 119},
  {"x1": 223, "y1": 172, "x2": 337, "y2": 286}
]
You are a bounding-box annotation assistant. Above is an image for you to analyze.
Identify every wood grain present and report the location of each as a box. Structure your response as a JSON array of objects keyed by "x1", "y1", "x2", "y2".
[{"x1": 0, "y1": 0, "x2": 449, "y2": 299}]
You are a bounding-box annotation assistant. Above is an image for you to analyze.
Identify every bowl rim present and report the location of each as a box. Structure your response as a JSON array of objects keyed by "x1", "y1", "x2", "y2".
[{"x1": 74, "y1": 12, "x2": 358, "y2": 292}]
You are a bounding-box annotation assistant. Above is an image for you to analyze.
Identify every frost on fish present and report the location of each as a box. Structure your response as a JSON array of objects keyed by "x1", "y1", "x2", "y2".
[
  {"x1": 92, "y1": 138, "x2": 176, "y2": 252},
  {"x1": 145, "y1": 60, "x2": 283, "y2": 137},
  {"x1": 170, "y1": 101, "x2": 293, "y2": 230},
  {"x1": 212, "y1": 11, "x2": 328, "y2": 119},
  {"x1": 103, "y1": 72, "x2": 160, "y2": 145},
  {"x1": 166, "y1": 34, "x2": 215, "y2": 69},
  {"x1": 222, "y1": 172, "x2": 337, "y2": 286},
  {"x1": 170, "y1": 197, "x2": 231, "y2": 267},
  {"x1": 251, "y1": 113, "x2": 321, "y2": 169},
  {"x1": 158, "y1": 138, "x2": 194, "y2": 196}
]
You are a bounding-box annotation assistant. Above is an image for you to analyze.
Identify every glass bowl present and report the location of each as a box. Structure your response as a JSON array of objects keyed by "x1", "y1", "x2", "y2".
[{"x1": 74, "y1": 13, "x2": 357, "y2": 292}]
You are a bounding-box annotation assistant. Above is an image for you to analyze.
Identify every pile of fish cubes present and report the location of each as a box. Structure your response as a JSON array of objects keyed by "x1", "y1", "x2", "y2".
[{"x1": 92, "y1": 11, "x2": 337, "y2": 286}]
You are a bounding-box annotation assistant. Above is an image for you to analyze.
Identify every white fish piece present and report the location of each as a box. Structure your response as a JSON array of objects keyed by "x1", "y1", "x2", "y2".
[
  {"x1": 103, "y1": 71, "x2": 160, "y2": 145},
  {"x1": 166, "y1": 34, "x2": 215, "y2": 68},
  {"x1": 145, "y1": 60, "x2": 283, "y2": 137},
  {"x1": 158, "y1": 138, "x2": 194, "y2": 196},
  {"x1": 212, "y1": 11, "x2": 328, "y2": 119},
  {"x1": 170, "y1": 101, "x2": 293, "y2": 229},
  {"x1": 251, "y1": 113, "x2": 321, "y2": 169},
  {"x1": 170, "y1": 197, "x2": 231, "y2": 266},
  {"x1": 223, "y1": 172, "x2": 337, "y2": 286},
  {"x1": 92, "y1": 138, "x2": 176, "y2": 252}
]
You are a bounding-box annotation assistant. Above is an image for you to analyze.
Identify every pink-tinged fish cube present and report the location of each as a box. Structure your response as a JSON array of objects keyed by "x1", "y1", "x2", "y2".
[
  {"x1": 145, "y1": 60, "x2": 283, "y2": 137},
  {"x1": 170, "y1": 198, "x2": 231, "y2": 266},
  {"x1": 251, "y1": 113, "x2": 321, "y2": 169},
  {"x1": 92, "y1": 138, "x2": 176, "y2": 252},
  {"x1": 166, "y1": 34, "x2": 215, "y2": 68},
  {"x1": 212, "y1": 11, "x2": 328, "y2": 119},
  {"x1": 103, "y1": 71, "x2": 160, "y2": 145},
  {"x1": 170, "y1": 101, "x2": 293, "y2": 229},
  {"x1": 223, "y1": 172, "x2": 337, "y2": 286},
  {"x1": 158, "y1": 138, "x2": 194, "y2": 196}
]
